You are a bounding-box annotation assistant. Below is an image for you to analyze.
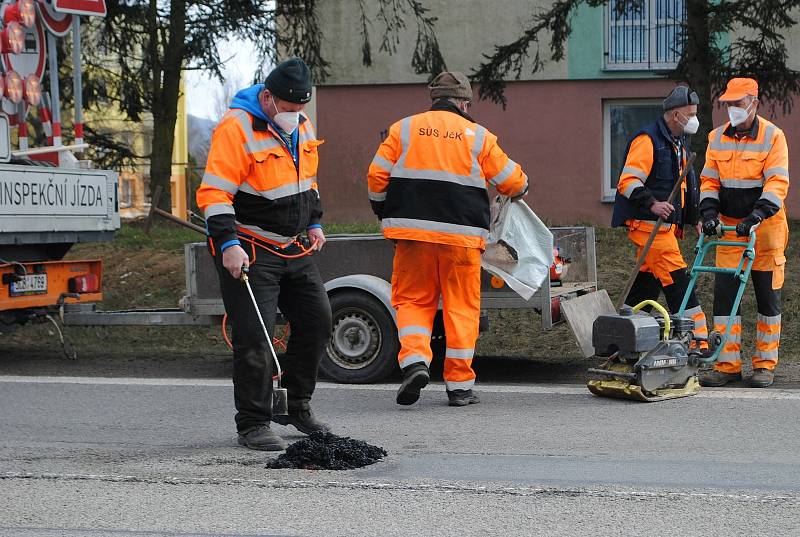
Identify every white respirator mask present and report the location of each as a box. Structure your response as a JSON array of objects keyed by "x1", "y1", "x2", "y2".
[
  {"x1": 727, "y1": 100, "x2": 754, "y2": 127},
  {"x1": 679, "y1": 112, "x2": 700, "y2": 134},
  {"x1": 271, "y1": 95, "x2": 300, "y2": 134}
]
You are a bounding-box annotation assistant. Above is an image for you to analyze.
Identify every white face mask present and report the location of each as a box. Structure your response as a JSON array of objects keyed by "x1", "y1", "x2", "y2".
[
  {"x1": 727, "y1": 100, "x2": 754, "y2": 127},
  {"x1": 270, "y1": 95, "x2": 300, "y2": 133},
  {"x1": 678, "y1": 112, "x2": 699, "y2": 134}
]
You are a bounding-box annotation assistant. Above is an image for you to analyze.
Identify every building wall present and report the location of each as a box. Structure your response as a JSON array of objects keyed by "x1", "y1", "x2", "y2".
[
  {"x1": 312, "y1": 1, "x2": 799, "y2": 226},
  {"x1": 316, "y1": 80, "x2": 799, "y2": 225},
  {"x1": 568, "y1": 4, "x2": 663, "y2": 80},
  {"x1": 316, "y1": 0, "x2": 566, "y2": 85}
]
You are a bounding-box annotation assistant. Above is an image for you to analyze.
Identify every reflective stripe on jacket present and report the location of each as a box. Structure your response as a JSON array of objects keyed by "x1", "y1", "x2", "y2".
[
  {"x1": 700, "y1": 116, "x2": 789, "y2": 219},
  {"x1": 611, "y1": 117, "x2": 698, "y2": 228},
  {"x1": 196, "y1": 108, "x2": 323, "y2": 246},
  {"x1": 367, "y1": 101, "x2": 528, "y2": 249}
]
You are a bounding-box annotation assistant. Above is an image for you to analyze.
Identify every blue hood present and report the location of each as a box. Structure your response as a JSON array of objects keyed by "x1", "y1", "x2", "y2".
[{"x1": 230, "y1": 84, "x2": 268, "y2": 121}]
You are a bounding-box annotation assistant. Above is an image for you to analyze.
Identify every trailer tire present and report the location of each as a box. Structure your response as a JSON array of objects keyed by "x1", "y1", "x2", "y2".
[{"x1": 321, "y1": 290, "x2": 399, "y2": 383}]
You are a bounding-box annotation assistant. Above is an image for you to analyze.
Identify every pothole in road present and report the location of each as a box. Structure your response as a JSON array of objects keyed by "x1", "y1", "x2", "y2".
[{"x1": 266, "y1": 432, "x2": 387, "y2": 470}]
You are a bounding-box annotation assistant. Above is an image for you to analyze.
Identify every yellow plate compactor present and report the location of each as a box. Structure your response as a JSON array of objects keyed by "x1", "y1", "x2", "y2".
[
  {"x1": 587, "y1": 300, "x2": 707, "y2": 402},
  {"x1": 587, "y1": 224, "x2": 757, "y2": 402}
]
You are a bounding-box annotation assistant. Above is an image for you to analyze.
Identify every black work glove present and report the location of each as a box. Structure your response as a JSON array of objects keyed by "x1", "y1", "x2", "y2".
[
  {"x1": 701, "y1": 213, "x2": 720, "y2": 237},
  {"x1": 736, "y1": 213, "x2": 762, "y2": 237}
]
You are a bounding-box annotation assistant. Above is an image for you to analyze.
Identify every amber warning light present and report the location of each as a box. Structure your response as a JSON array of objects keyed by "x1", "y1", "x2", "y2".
[
  {"x1": 4, "y1": 0, "x2": 36, "y2": 28},
  {"x1": 1, "y1": 20, "x2": 24, "y2": 54}
]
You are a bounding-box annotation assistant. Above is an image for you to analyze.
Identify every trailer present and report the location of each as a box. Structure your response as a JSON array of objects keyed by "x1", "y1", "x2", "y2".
[{"x1": 63, "y1": 227, "x2": 600, "y2": 383}]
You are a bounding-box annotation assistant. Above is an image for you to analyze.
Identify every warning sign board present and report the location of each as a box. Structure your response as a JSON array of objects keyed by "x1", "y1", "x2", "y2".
[
  {"x1": 53, "y1": 0, "x2": 106, "y2": 16},
  {"x1": 37, "y1": 0, "x2": 74, "y2": 35}
]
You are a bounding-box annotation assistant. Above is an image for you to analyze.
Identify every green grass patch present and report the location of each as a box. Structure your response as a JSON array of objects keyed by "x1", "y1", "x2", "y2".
[{"x1": 325, "y1": 222, "x2": 381, "y2": 234}]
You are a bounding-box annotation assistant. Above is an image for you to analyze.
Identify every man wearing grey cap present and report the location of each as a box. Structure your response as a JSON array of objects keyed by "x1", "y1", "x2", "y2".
[
  {"x1": 610, "y1": 86, "x2": 710, "y2": 347},
  {"x1": 367, "y1": 71, "x2": 529, "y2": 407}
]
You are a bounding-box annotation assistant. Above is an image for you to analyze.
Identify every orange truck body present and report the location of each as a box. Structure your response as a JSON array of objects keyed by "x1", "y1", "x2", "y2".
[{"x1": 0, "y1": 259, "x2": 103, "y2": 312}]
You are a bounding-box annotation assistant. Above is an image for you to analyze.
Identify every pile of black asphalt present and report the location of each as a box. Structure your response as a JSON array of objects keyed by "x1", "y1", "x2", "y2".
[{"x1": 266, "y1": 431, "x2": 387, "y2": 470}]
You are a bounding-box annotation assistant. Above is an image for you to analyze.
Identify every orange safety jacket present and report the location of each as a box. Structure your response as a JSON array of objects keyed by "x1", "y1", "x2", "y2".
[
  {"x1": 612, "y1": 117, "x2": 698, "y2": 230},
  {"x1": 367, "y1": 101, "x2": 528, "y2": 250},
  {"x1": 196, "y1": 104, "x2": 323, "y2": 250},
  {"x1": 700, "y1": 116, "x2": 789, "y2": 223}
]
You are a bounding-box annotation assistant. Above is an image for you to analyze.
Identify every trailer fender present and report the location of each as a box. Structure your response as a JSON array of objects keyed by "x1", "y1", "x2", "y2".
[{"x1": 324, "y1": 275, "x2": 396, "y2": 324}]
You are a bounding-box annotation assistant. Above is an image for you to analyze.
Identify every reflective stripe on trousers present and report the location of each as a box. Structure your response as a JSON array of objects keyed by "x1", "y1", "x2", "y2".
[
  {"x1": 685, "y1": 305, "x2": 709, "y2": 350},
  {"x1": 391, "y1": 240, "x2": 481, "y2": 390},
  {"x1": 713, "y1": 315, "x2": 742, "y2": 373},
  {"x1": 754, "y1": 313, "x2": 781, "y2": 370}
]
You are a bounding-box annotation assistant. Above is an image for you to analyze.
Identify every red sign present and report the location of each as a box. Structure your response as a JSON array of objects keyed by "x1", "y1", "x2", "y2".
[
  {"x1": 1, "y1": 17, "x2": 46, "y2": 82},
  {"x1": 53, "y1": 0, "x2": 105, "y2": 16},
  {"x1": 36, "y1": 0, "x2": 73, "y2": 35}
]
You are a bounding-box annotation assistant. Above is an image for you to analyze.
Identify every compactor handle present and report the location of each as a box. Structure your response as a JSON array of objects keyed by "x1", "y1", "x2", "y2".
[{"x1": 632, "y1": 300, "x2": 670, "y2": 341}]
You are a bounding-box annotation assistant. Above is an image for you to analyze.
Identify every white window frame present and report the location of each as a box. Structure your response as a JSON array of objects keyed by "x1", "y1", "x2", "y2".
[
  {"x1": 120, "y1": 177, "x2": 134, "y2": 208},
  {"x1": 602, "y1": 98, "x2": 662, "y2": 202},
  {"x1": 604, "y1": 0, "x2": 685, "y2": 71}
]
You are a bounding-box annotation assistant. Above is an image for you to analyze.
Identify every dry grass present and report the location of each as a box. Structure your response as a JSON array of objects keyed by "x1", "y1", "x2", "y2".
[
  {"x1": 2, "y1": 219, "x2": 798, "y2": 363},
  {"x1": 478, "y1": 221, "x2": 800, "y2": 362}
]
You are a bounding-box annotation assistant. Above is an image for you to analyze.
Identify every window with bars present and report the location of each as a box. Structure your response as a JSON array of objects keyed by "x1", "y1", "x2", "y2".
[{"x1": 605, "y1": 0, "x2": 685, "y2": 70}]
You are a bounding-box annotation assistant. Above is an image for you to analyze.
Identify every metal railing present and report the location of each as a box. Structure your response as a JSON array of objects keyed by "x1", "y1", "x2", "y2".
[{"x1": 604, "y1": 0, "x2": 685, "y2": 70}]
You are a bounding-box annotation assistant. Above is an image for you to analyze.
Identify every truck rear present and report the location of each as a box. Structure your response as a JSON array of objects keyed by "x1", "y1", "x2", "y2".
[
  {"x1": 0, "y1": 0, "x2": 119, "y2": 331},
  {"x1": 0, "y1": 164, "x2": 119, "y2": 330}
]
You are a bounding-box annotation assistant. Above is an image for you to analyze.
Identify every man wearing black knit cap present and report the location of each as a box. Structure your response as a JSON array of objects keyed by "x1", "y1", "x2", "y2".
[{"x1": 197, "y1": 58, "x2": 332, "y2": 451}]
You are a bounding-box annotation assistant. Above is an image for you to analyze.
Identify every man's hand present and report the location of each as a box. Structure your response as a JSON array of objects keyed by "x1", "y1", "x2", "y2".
[
  {"x1": 307, "y1": 227, "x2": 326, "y2": 251},
  {"x1": 510, "y1": 185, "x2": 529, "y2": 202},
  {"x1": 736, "y1": 213, "x2": 762, "y2": 237},
  {"x1": 222, "y1": 244, "x2": 249, "y2": 280},
  {"x1": 650, "y1": 200, "x2": 675, "y2": 220},
  {"x1": 702, "y1": 215, "x2": 720, "y2": 237}
]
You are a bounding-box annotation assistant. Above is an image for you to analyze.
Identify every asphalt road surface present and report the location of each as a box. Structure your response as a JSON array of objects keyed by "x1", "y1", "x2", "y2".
[{"x1": 2, "y1": 375, "x2": 800, "y2": 537}]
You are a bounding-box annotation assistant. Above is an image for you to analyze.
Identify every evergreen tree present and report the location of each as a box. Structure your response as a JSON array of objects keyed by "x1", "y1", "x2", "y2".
[{"x1": 470, "y1": 0, "x2": 800, "y2": 161}]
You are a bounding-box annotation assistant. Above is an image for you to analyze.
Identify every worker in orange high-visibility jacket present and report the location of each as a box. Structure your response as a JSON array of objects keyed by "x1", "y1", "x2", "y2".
[
  {"x1": 611, "y1": 86, "x2": 709, "y2": 349},
  {"x1": 698, "y1": 78, "x2": 789, "y2": 389},
  {"x1": 367, "y1": 71, "x2": 528, "y2": 407},
  {"x1": 196, "y1": 58, "x2": 332, "y2": 451}
]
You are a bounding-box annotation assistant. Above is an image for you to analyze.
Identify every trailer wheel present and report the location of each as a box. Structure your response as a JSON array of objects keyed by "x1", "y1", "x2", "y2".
[{"x1": 321, "y1": 290, "x2": 399, "y2": 383}]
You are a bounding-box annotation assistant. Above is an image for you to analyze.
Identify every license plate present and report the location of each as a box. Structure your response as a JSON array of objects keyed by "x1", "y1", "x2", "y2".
[{"x1": 10, "y1": 273, "x2": 47, "y2": 296}]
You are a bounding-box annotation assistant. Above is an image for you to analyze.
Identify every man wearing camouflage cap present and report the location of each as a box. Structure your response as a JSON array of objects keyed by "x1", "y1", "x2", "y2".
[
  {"x1": 611, "y1": 86, "x2": 710, "y2": 348},
  {"x1": 367, "y1": 71, "x2": 529, "y2": 407}
]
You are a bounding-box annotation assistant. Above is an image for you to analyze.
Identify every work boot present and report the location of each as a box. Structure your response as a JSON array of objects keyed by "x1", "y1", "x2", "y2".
[
  {"x1": 396, "y1": 363, "x2": 430, "y2": 406},
  {"x1": 750, "y1": 368, "x2": 775, "y2": 388},
  {"x1": 272, "y1": 403, "x2": 331, "y2": 435},
  {"x1": 447, "y1": 389, "x2": 480, "y2": 407},
  {"x1": 237, "y1": 424, "x2": 287, "y2": 451},
  {"x1": 698, "y1": 369, "x2": 741, "y2": 387}
]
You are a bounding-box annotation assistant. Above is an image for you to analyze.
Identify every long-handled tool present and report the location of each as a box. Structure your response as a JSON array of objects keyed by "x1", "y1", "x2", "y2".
[
  {"x1": 587, "y1": 224, "x2": 758, "y2": 402},
  {"x1": 561, "y1": 153, "x2": 698, "y2": 358},
  {"x1": 617, "y1": 151, "x2": 697, "y2": 309},
  {"x1": 676, "y1": 223, "x2": 759, "y2": 365},
  {"x1": 240, "y1": 266, "x2": 288, "y2": 416}
]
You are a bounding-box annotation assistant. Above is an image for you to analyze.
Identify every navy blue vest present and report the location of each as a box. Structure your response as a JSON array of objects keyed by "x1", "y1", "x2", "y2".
[{"x1": 611, "y1": 117, "x2": 698, "y2": 228}]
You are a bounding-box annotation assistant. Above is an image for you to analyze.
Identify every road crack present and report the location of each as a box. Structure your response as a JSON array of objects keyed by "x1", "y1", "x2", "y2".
[{"x1": 2, "y1": 471, "x2": 797, "y2": 504}]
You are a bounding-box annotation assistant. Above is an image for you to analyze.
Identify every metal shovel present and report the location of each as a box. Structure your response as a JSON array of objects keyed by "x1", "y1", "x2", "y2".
[{"x1": 240, "y1": 266, "x2": 288, "y2": 416}]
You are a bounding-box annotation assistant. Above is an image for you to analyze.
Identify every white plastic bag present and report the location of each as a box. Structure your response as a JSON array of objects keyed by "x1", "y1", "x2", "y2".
[{"x1": 481, "y1": 196, "x2": 554, "y2": 301}]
